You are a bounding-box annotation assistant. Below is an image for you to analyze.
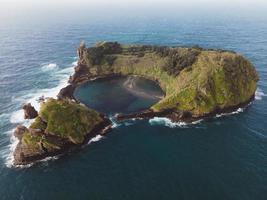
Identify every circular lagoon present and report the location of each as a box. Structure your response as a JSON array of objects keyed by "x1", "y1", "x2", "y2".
[{"x1": 74, "y1": 76, "x2": 165, "y2": 114}]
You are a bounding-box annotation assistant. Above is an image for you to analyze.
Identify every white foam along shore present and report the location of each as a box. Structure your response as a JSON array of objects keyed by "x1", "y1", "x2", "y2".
[
  {"x1": 41, "y1": 63, "x2": 58, "y2": 71},
  {"x1": 148, "y1": 108, "x2": 242, "y2": 128},
  {"x1": 149, "y1": 117, "x2": 195, "y2": 128},
  {"x1": 8, "y1": 133, "x2": 104, "y2": 169},
  {"x1": 5, "y1": 60, "x2": 76, "y2": 168},
  {"x1": 3, "y1": 57, "x2": 264, "y2": 167},
  {"x1": 255, "y1": 88, "x2": 266, "y2": 100},
  {"x1": 10, "y1": 64, "x2": 75, "y2": 124}
]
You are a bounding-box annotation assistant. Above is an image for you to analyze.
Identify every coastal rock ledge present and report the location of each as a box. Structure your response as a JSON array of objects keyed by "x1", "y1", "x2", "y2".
[
  {"x1": 70, "y1": 41, "x2": 259, "y2": 121},
  {"x1": 12, "y1": 41, "x2": 258, "y2": 166},
  {"x1": 13, "y1": 99, "x2": 111, "y2": 165}
]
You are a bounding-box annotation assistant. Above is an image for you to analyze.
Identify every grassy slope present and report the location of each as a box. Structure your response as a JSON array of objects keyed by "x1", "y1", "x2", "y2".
[
  {"x1": 22, "y1": 99, "x2": 103, "y2": 152},
  {"x1": 82, "y1": 44, "x2": 258, "y2": 117}
]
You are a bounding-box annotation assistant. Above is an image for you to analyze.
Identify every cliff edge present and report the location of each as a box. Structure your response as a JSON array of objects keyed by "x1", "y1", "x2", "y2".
[{"x1": 70, "y1": 41, "x2": 259, "y2": 119}]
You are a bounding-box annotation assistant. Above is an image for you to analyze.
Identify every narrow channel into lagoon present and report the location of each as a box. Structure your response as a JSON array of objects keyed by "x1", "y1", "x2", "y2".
[{"x1": 74, "y1": 76, "x2": 165, "y2": 114}]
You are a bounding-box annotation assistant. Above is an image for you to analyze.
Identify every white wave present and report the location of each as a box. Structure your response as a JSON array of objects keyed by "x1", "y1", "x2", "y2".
[
  {"x1": 4, "y1": 130, "x2": 19, "y2": 168},
  {"x1": 10, "y1": 155, "x2": 59, "y2": 169},
  {"x1": 255, "y1": 88, "x2": 266, "y2": 100},
  {"x1": 72, "y1": 61, "x2": 78, "y2": 66},
  {"x1": 110, "y1": 115, "x2": 121, "y2": 128},
  {"x1": 5, "y1": 60, "x2": 76, "y2": 167},
  {"x1": 41, "y1": 63, "x2": 58, "y2": 71},
  {"x1": 191, "y1": 119, "x2": 203, "y2": 124},
  {"x1": 10, "y1": 66, "x2": 74, "y2": 123},
  {"x1": 215, "y1": 107, "x2": 244, "y2": 118},
  {"x1": 149, "y1": 117, "x2": 187, "y2": 128},
  {"x1": 10, "y1": 109, "x2": 25, "y2": 124},
  {"x1": 88, "y1": 135, "x2": 103, "y2": 144}
]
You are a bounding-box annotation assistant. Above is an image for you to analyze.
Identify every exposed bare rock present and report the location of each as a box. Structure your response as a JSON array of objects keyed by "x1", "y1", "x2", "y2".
[
  {"x1": 69, "y1": 63, "x2": 90, "y2": 84},
  {"x1": 57, "y1": 85, "x2": 75, "y2": 100},
  {"x1": 14, "y1": 125, "x2": 28, "y2": 140},
  {"x1": 23, "y1": 103, "x2": 38, "y2": 119}
]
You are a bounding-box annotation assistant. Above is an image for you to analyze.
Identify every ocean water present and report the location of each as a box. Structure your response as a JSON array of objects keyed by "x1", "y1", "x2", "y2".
[{"x1": 0, "y1": 16, "x2": 267, "y2": 199}]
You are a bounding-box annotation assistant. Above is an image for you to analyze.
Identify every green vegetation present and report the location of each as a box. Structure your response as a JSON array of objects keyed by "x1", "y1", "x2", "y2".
[
  {"x1": 39, "y1": 99, "x2": 103, "y2": 144},
  {"x1": 80, "y1": 42, "x2": 259, "y2": 117},
  {"x1": 29, "y1": 116, "x2": 47, "y2": 130},
  {"x1": 21, "y1": 98, "x2": 103, "y2": 154}
]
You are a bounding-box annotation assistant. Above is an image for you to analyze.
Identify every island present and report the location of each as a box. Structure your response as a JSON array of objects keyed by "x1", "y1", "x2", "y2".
[
  {"x1": 13, "y1": 41, "x2": 259, "y2": 166},
  {"x1": 13, "y1": 99, "x2": 112, "y2": 165}
]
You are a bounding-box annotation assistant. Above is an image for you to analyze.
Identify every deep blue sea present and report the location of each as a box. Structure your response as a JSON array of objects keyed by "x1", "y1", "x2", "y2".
[{"x1": 0, "y1": 16, "x2": 267, "y2": 199}]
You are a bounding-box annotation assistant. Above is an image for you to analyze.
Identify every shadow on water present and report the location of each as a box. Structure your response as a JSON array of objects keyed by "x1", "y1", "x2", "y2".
[{"x1": 74, "y1": 76, "x2": 165, "y2": 114}]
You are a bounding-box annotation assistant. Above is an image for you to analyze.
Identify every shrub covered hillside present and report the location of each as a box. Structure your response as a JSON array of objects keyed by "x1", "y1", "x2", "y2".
[
  {"x1": 14, "y1": 99, "x2": 104, "y2": 165},
  {"x1": 75, "y1": 42, "x2": 259, "y2": 117}
]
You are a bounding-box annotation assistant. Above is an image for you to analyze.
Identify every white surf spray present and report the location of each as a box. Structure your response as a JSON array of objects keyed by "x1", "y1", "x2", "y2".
[
  {"x1": 110, "y1": 115, "x2": 122, "y2": 128},
  {"x1": 255, "y1": 88, "x2": 266, "y2": 100},
  {"x1": 149, "y1": 117, "x2": 188, "y2": 128},
  {"x1": 5, "y1": 59, "x2": 76, "y2": 168},
  {"x1": 10, "y1": 155, "x2": 60, "y2": 169},
  {"x1": 88, "y1": 135, "x2": 104, "y2": 144},
  {"x1": 215, "y1": 107, "x2": 245, "y2": 118},
  {"x1": 1, "y1": 130, "x2": 18, "y2": 168},
  {"x1": 41, "y1": 63, "x2": 58, "y2": 71},
  {"x1": 10, "y1": 66, "x2": 74, "y2": 123}
]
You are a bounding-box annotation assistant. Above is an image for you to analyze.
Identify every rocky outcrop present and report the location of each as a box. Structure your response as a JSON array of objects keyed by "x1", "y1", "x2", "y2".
[
  {"x1": 23, "y1": 103, "x2": 38, "y2": 119},
  {"x1": 13, "y1": 41, "x2": 259, "y2": 166},
  {"x1": 69, "y1": 63, "x2": 91, "y2": 85},
  {"x1": 57, "y1": 85, "x2": 75, "y2": 100},
  {"x1": 71, "y1": 41, "x2": 259, "y2": 119},
  {"x1": 14, "y1": 125, "x2": 28, "y2": 140},
  {"x1": 13, "y1": 99, "x2": 112, "y2": 165}
]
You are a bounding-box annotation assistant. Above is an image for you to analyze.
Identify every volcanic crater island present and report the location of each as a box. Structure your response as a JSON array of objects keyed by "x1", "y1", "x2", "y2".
[{"x1": 13, "y1": 41, "x2": 259, "y2": 166}]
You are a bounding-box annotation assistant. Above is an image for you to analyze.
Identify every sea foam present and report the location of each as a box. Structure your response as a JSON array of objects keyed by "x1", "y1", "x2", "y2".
[
  {"x1": 255, "y1": 88, "x2": 266, "y2": 100},
  {"x1": 6, "y1": 59, "x2": 76, "y2": 167},
  {"x1": 41, "y1": 63, "x2": 58, "y2": 71},
  {"x1": 149, "y1": 117, "x2": 188, "y2": 128},
  {"x1": 88, "y1": 135, "x2": 104, "y2": 144},
  {"x1": 10, "y1": 66, "x2": 74, "y2": 124}
]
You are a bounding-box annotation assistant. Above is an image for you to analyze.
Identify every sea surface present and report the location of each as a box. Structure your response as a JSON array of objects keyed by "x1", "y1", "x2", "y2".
[{"x1": 0, "y1": 16, "x2": 267, "y2": 199}]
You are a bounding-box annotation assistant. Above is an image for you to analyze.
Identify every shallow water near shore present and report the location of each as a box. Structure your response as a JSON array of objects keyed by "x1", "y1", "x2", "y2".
[{"x1": 0, "y1": 16, "x2": 267, "y2": 199}]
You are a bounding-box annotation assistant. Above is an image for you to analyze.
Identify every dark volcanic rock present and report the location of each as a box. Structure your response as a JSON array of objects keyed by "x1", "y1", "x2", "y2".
[
  {"x1": 116, "y1": 108, "x2": 194, "y2": 123},
  {"x1": 14, "y1": 125, "x2": 28, "y2": 140},
  {"x1": 13, "y1": 141, "x2": 46, "y2": 165},
  {"x1": 69, "y1": 63, "x2": 90, "y2": 84},
  {"x1": 23, "y1": 103, "x2": 38, "y2": 119},
  {"x1": 57, "y1": 85, "x2": 75, "y2": 100},
  {"x1": 13, "y1": 117, "x2": 112, "y2": 166}
]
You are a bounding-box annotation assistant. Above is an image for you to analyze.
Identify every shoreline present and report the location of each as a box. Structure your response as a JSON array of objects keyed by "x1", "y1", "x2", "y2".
[
  {"x1": 65, "y1": 72, "x2": 255, "y2": 124},
  {"x1": 13, "y1": 116, "x2": 112, "y2": 166},
  {"x1": 11, "y1": 41, "x2": 259, "y2": 166},
  {"x1": 116, "y1": 95, "x2": 255, "y2": 123}
]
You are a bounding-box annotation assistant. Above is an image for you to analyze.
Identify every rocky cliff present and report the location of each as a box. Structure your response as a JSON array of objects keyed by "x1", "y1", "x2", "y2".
[
  {"x1": 13, "y1": 41, "x2": 259, "y2": 166},
  {"x1": 13, "y1": 99, "x2": 111, "y2": 165},
  {"x1": 70, "y1": 41, "x2": 259, "y2": 119}
]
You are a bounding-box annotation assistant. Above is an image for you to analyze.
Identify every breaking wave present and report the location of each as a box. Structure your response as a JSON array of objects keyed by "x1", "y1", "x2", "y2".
[
  {"x1": 88, "y1": 135, "x2": 104, "y2": 144},
  {"x1": 215, "y1": 107, "x2": 245, "y2": 118},
  {"x1": 5, "y1": 59, "x2": 76, "y2": 167},
  {"x1": 255, "y1": 88, "x2": 266, "y2": 100},
  {"x1": 149, "y1": 117, "x2": 188, "y2": 128},
  {"x1": 10, "y1": 66, "x2": 74, "y2": 124},
  {"x1": 41, "y1": 63, "x2": 58, "y2": 71}
]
